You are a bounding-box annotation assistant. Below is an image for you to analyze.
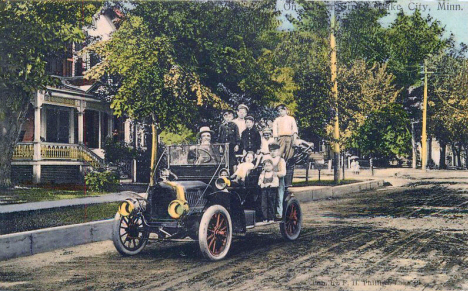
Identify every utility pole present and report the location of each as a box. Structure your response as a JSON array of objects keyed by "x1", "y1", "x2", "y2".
[
  {"x1": 330, "y1": 3, "x2": 340, "y2": 183},
  {"x1": 421, "y1": 59, "x2": 428, "y2": 171},
  {"x1": 149, "y1": 113, "x2": 158, "y2": 186}
]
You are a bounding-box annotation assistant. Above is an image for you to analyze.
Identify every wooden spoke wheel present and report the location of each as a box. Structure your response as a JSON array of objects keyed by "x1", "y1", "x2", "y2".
[
  {"x1": 112, "y1": 212, "x2": 149, "y2": 256},
  {"x1": 280, "y1": 197, "x2": 302, "y2": 241},
  {"x1": 199, "y1": 205, "x2": 232, "y2": 261}
]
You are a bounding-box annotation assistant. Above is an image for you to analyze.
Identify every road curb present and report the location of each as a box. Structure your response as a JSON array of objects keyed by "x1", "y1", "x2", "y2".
[
  {"x1": 0, "y1": 180, "x2": 384, "y2": 261},
  {"x1": 0, "y1": 219, "x2": 113, "y2": 261},
  {"x1": 290, "y1": 179, "x2": 385, "y2": 202}
]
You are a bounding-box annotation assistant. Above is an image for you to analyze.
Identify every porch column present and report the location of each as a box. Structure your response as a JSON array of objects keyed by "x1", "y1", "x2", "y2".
[
  {"x1": 69, "y1": 108, "x2": 75, "y2": 144},
  {"x1": 78, "y1": 108, "x2": 84, "y2": 144},
  {"x1": 107, "y1": 114, "x2": 113, "y2": 139},
  {"x1": 124, "y1": 118, "x2": 131, "y2": 144},
  {"x1": 98, "y1": 111, "x2": 102, "y2": 149},
  {"x1": 33, "y1": 91, "x2": 43, "y2": 184}
]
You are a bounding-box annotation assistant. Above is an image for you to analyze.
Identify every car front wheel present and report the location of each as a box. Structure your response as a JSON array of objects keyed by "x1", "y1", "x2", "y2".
[
  {"x1": 112, "y1": 212, "x2": 149, "y2": 256},
  {"x1": 199, "y1": 205, "x2": 232, "y2": 261}
]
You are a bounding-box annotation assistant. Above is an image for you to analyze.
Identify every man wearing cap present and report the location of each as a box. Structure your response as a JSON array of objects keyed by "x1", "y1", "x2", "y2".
[
  {"x1": 241, "y1": 116, "x2": 261, "y2": 154},
  {"x1": 272, "y1": 104, "x2": 298, "y2": 162},
  {"x1": 266, "y1": 142, "x2": 286, "y2": 219},
  {"x1": 233, "y1": 104, "x2": 249, "y2": 135},
  {"x1": 218, "y1": 110, "x2": 240, "y2": 171}
]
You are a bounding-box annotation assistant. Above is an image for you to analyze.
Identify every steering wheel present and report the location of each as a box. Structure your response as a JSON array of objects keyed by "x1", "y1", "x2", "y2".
[{"x1": 195, "y1": 148, "x2": 214, "y2": 164}]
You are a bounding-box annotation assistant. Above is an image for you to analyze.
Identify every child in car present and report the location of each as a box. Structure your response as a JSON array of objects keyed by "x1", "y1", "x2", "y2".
[
  {"x1": 258, "y1": 159, "x2": 279, "y2": 222},
  {"x1": 230, "y1": 151, "x2": 255, "y2": 184}
]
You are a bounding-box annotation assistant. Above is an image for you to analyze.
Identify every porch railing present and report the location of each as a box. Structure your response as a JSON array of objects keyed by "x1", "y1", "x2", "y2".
[
  {"x1": 13, "y1": 142, "x2": 105, "y2": 169},
  {"x1": 12, "y1": 143, "x2": 34, "y2": 160}
]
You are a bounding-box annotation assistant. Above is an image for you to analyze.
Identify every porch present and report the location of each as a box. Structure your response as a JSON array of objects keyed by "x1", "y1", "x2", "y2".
[{"x1": 12, "y1": 89, "x2": 114, "y2": 184}]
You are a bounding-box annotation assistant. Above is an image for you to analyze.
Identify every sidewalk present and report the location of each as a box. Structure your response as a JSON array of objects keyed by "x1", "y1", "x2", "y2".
[
  {"x1": 0, "y1": 191, "x2": 146, "y2": 214},
  {"x1": 0, "y1": 178, "x2": 384, "y2": 261}
]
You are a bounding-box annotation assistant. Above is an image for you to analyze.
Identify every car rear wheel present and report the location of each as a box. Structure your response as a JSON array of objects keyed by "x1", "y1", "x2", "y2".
[
  {"x1": 199, "y1": 205, "x2": 232, "y2": 261},
  {"x1": 280, "y1": 197, "x2": 302, "y2": 241},
  {"x1": 112, "y1": 212, "x2": 149, "y2": 256}
]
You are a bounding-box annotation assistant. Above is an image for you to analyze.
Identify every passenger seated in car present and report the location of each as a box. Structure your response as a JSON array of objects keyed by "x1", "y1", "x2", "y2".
[
  {"x1": 258, "y1": 159, "x2": 279, "y2": 222},
  {"x1": 230, "y1": 152, "x2": 255, "y2": 184},
  {"x1": 159, "y1": 168, "x2": 178, "y2": 182}
]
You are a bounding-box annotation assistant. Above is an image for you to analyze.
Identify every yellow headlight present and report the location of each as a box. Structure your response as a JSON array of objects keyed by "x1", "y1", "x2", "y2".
[
  {"x1": 215, "y1": 177, "x2": 231, "y2": 190},
  {"x1": 118, "y1": 200, "x2": 134, "y2": 216},
  {"x1": 168, "y1": 200, "x2": 189, "y2": 219}
]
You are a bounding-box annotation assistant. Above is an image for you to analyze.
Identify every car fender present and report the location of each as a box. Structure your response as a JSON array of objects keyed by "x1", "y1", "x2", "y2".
[{"x1": 206, "y1": 190, "x2": 245, "y2": 233}]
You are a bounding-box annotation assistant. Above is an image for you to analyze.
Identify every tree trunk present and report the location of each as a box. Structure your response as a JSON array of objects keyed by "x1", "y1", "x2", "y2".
[
  {"x1": 458, "y1": 144, "x2": 462, "y2": 167},
  {"x1": 370, "y1": 156, "x2": 374, "y2": 176},
  {"x1": 439, "y1": 142, "x2": 446, "y2": 169},
  {"x1": 428, "y1": 136, "x2": 432, "y2": 166},
  {"x1": 0, "y1": 106, "x2": 29, "y2": 189},
  {"x1": 411, "y1": 122, "x2": 417, "y2": 169},
  {"x1": 465, "y1": 146, "x2": 468, "y2": 170}
]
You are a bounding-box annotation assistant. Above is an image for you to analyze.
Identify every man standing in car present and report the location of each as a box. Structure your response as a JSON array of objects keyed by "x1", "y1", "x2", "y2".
[
  {"x1": 233, "y1": 104, "x2": 249, "y2": 135},
  {"x1": 218, "y1": 110, "x2": 240, "y2": 171},
  {"x1": 241, "y1": 116, "x2": 261, "y2": 155},
  {"x1": 272, "y1": 104, "x2": 298, "y2": 162}
]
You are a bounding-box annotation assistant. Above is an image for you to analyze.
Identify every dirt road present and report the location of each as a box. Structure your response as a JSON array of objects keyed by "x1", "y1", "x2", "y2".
[{"x1": 2, "y1": 176, "x2": 468, "y2": 291}]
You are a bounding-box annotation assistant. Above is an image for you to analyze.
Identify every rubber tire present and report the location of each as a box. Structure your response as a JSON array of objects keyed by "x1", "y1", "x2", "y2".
[
  {"x1": 280, "y1": 197, "x2": 302, "y2": 241},
  {"x1": 199, "y1": 205, "x2": 233, "y2": 261},
  {"x1": 112, "y1": 212, "x2": 149, "y2": 256}
]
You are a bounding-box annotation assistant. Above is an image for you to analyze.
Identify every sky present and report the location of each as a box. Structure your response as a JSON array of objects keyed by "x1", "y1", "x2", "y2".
[{"x1": 277, "y1": 0, "x2": 468, "y2": 46}]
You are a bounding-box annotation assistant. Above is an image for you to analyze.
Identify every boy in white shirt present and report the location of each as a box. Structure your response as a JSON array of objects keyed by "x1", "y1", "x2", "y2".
[{"x1": 273, "y1": 104, "x2": 298, "y2": 162}]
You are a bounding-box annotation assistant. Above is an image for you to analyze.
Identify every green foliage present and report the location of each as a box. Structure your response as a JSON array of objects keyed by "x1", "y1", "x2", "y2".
[
  {"x1": 160, "y1": 124, "x2": 195, "y2": 145},
  {"x1": 84, "y1": 170, "x2": 119, "y2": 192},
  {"x1": 0, "y1": 1, "x2": 99, "y2": 107},
  {"x1": 386, "y1": 10, "x2": 447, "y2": 89},
  {"x1": 103, "y1": 138, "x2": 135, "y2": 164},
  {"x1": 428, "y1": 46, "x2": 468, "y2": 148},
  {"x1": 337, "y1": 2, "x2": 389, "y2": 66},
  {"x1": 351, "y1": 104, "x2": 411, "y2": 163},
  {"x1": 273, "y1": 1, "x2": 332, "y2": 140},
  {"x1": 335, "y1": 60, "x2": 400, "y2": 144},
  {"x1": 86, "y1": 1, "x2": 281, "y2": 133}
]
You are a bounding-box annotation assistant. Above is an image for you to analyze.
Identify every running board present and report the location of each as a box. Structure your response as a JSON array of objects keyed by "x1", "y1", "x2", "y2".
[{"x1": 247, "y1": 221, "x2": 278, "y2": 229}]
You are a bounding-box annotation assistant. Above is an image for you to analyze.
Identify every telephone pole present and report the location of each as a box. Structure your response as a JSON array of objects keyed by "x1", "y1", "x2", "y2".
[
  {"x1": 421, "y1": 59, "x2": 428, "y2": 171},
  {"x1": 330, "y1": 4, "x2": 340, "y2": 183}
]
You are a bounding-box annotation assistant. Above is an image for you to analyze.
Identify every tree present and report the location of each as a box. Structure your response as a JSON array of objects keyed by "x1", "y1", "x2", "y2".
[
  {"x1": 352, "y1": 104, "x2": 412, "y2": 166},
  {"x1": 272, "y1": 1, "x2": 332, "y2": 142},
  {"x1": 86, "y1": 1, "x2": 281, "y2": 133},
  {"x1": 336, "y1": 60, "x2": 400, "y2": 146},
  {"x1": 386, "y1": 10, "x2": 447, "y2": 96},
  {"x1": 0, "y1": 1, "x2": 99, "y2": 188},
  {"x1": 337, "y1": 2, "x2": 389, "y2": 66},
  {"x1": 428, "y1": 47, "x2": 468, "y2": 168}
]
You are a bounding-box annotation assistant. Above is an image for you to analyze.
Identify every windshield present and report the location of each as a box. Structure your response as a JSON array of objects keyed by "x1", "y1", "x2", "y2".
[{"x1": 168, "y1": 144, "x2": 228, "y2": 166}]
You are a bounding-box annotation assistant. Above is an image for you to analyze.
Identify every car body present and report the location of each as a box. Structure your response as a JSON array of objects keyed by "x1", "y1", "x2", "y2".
[{"x1": 112, "y1": 143, "x2": 302, "y2": 261}]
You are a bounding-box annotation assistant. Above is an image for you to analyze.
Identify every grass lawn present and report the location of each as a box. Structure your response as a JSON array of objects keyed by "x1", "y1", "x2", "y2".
[
  {"x1": 0, "y1": 187, "x2": 109, "y2": 204},
  {"x1": 0, "y1": 202, "x2": 119, "y2": 235},
  {"x1": 292, "y1": 179, "x2": 363, "y2": 187}
]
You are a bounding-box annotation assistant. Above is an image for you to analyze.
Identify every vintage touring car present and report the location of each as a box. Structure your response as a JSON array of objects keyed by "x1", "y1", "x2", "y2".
[{"x1": 112, "y1": 143, "x2": 302, "y2": 261}]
